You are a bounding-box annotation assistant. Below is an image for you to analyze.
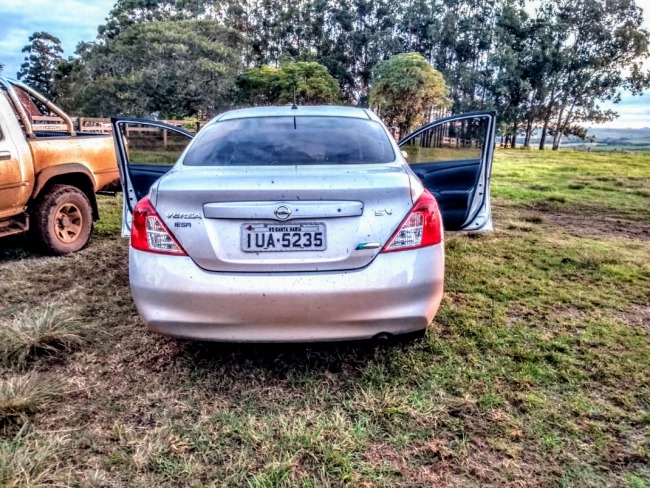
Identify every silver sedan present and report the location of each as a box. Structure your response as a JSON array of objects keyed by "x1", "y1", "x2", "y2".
[{"x1": 112, "y1": 106, "x2": 495, "y2": 341}]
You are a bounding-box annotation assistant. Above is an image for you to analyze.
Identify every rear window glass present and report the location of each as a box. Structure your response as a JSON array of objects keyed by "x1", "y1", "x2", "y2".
[{"x1": 182, "y1": 116, "x2": 395, "y2": 166}]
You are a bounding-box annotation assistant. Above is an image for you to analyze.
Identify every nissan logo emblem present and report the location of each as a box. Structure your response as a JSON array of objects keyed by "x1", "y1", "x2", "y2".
[{"x1": 274, "y1": 205, "x2": 292, "y2": 220}]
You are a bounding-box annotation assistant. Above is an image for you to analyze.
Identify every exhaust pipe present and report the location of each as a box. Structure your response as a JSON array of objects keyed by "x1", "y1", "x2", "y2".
[{"x1": 373, "y1": 332, "x2": 392, "y2": 343}]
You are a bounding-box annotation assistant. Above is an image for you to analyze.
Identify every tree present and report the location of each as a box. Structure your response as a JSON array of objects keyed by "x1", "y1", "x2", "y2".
[
  {"x1": 235, "y1": 65, "x2": 285, "y2": 106},
  {"x1": 488, "y1": 1, "x2": 533, "y2": 148},
  {"x1": 17, "y1": 32, "x2": 64, "y2": 99},
  {"x1": 50, "y1": 0, "x2": 650, "y2": 135},
  {"x1": 57, "y1": 20, "x2": 243, "y2": 117},
  {"x1": 236, "y1": 62, "x2": 340, "y2": 105},
  {"x1": 546, "y1": 0, "x2": 650, "y2": 150},
  {"x1": 370, "y1": 52, "x2": 451, "y2": 135}
]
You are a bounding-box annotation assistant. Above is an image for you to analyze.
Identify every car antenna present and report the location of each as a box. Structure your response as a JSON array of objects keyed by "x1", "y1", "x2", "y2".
[{"x1": 291, "y1": 86, "x2": 298, "y2": 110}]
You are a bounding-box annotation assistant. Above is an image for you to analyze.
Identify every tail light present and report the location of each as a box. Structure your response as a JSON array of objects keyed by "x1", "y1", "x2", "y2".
[
  {"x1": 382, "y1": 190, "x2": 442, "y2": 252},
  {"x1": 131, "y1": 197, "x2": 187, "y2": 255}
]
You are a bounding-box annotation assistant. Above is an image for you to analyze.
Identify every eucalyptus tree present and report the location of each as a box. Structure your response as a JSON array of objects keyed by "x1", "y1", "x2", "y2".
[
  {"x1": 17, "y1": 32, "x2": 64, "y2": 99},
  {"x1": 547, "y1": 0, "x2": 649, "y2": 149}
]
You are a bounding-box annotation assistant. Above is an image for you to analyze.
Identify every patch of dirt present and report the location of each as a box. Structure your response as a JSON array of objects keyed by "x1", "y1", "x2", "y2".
[
  {"x1": 493, "y1": 203, "x2": 650, "y2": 241},
  {"x1": 619, "y1": 305, "x2": 650, "y2": 329},
  {"x1": 542, "y1": 210, "x2": 650, "y2": 241}
]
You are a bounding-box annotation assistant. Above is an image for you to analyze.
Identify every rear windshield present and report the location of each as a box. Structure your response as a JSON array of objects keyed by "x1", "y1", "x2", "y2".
[{"x1": 182, "y1": 116, "x2": 395, "y2": 166}]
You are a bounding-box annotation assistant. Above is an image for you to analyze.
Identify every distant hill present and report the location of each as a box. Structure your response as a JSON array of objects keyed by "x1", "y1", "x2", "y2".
[
  {"x1": 585, "y1": 128, "x2": 650, "y2": 145},
  {"x1": 515, "y1": 128, "x2": 650, "y2": 151}
]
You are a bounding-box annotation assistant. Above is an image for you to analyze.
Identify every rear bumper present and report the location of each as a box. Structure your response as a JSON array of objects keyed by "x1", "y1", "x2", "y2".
[{"x1": 129, "y1": 245, "x2": 445, "y2": 342}]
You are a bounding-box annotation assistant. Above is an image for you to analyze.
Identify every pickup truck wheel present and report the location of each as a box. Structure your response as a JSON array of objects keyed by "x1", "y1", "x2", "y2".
[{"x1": 32, "y1": 184, "x2": 93, "y2": 255}]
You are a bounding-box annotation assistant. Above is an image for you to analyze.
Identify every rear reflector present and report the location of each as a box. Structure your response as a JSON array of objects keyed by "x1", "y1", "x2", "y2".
[
  {"x1": 382, "y1": 190, "x2": 442, "y2": 252},
  {"x1": 131, "y1": 197, "x2": 186, "y2": 255}
]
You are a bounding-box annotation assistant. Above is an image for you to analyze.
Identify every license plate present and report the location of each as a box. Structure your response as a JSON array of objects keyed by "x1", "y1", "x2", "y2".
[{"x1": 241, "y1": 223, "x2": 327, "y2": 252}]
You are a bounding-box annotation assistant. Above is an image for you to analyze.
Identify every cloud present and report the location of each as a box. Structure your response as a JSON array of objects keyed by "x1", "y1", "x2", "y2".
[{"x1": 592, "y1": 92, "x2": 650, "y2": 128}]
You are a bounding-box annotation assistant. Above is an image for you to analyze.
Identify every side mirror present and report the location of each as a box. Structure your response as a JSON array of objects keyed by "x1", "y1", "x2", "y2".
[{"x1": 401, "y1": 150, "x2": 409, "y2": 160}]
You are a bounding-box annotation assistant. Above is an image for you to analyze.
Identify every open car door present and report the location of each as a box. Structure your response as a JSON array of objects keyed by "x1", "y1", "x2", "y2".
[
  {"x1": 111, "y1": 118, "x2": 193, "y2": 236},
  {"x1": 398, "y1": 111, "x2": 496, "y2": 231}
]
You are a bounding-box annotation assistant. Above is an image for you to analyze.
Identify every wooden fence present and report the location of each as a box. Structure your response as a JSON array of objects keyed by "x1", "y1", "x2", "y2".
[
  {"x1": 30, "y1": 115, "x2": 206, "y2": 135},
  {"x1": 29, "y1": 116, "x2": 207, "y2": 148}
]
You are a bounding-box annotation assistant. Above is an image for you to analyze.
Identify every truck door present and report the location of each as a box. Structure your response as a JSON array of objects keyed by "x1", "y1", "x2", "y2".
[{"x1": 0, "y1": 96, "x2": 27, "y2": 220}]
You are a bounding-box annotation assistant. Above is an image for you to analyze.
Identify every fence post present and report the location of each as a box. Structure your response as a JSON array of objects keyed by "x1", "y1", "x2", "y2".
[{"x1": 162, "y1": 128, "x2": 168, "y2": 148}]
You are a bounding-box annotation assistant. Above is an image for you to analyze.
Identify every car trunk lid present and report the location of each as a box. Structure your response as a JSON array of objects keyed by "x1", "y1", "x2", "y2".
[{"x1": 153, "y1": 164, "x2": 414, "y2": 272}]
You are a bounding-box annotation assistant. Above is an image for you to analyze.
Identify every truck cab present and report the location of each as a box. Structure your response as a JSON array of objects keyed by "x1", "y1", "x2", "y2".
[{"x1": 0, "y1": 78, "x2": 119, "y2": 254}]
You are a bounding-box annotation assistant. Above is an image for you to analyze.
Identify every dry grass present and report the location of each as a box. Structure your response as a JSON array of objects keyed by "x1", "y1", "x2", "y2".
[
  {"x1": 0, "y1": 307, "x2": 91, "y2": 368},
  {"x1": 0, "y1": 153, "x2": 648, "y2": 486},
  {"x1": 0, "y1": 426, "x2": 64, "y2": 488},
  {"x1": 0, "y1": 375, "x2": 64, "y2": 426}
]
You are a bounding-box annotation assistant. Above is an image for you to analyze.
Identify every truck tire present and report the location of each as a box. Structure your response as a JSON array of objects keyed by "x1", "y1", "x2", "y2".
[{"x1": 32, "y1": 184, "x2": 93, "y2": 255}]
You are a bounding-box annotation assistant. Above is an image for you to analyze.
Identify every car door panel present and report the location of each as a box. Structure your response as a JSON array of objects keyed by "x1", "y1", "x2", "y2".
[
  {"x1": 128, "y1": 164, "x2": 173, "y2": 201},
  {"x1": 413, "y1": 160, "x2": 480, "y2": 228},
  {"x1": 399, "y1": 112, "x2": 496, "y2": 231},
  {"x1": 110, "y1": 118, "x2": 193, "y2": 235}
]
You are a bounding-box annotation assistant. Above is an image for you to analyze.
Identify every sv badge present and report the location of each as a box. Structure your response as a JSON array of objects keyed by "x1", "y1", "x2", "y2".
[{"x1": 374, "y1": 209, "x2": 393, "y2": 216}]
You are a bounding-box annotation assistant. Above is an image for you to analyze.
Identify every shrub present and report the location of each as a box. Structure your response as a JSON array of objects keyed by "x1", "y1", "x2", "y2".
[
  {"x1": 0, "y1": 307, "x2": 91, "y2": 368},
  {"x1": 0, "y1": 374, "x2": 64, "y2": 425}
]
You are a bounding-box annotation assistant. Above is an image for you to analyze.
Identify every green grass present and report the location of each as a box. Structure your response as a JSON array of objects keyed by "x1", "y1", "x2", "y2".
[
  {"x1": 129, "y1": 149, "x2": 182, "y2": 165},
  {"x1": 492, "y1": 150, "x2": 650, "y2": 220},
  {"x1": 0, "y1": 150, "x2": 648, "y2": 486}
]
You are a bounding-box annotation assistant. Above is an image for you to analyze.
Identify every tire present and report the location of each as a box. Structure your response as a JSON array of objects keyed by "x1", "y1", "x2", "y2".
[{"x1": 31, "y1": 184, "x2": 93, "y2": 255}]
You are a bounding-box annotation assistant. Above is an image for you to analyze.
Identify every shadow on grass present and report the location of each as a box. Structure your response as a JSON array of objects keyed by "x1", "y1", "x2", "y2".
[
  {"x1": 160, "y1": 330, "x2": 425, "y2": 380},
  {"x1": 0, "y1": 235, "x2": 40, "y2": 262}
]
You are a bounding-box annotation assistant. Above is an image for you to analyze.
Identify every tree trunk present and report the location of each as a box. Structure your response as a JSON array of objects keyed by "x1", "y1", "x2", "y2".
[
  {"x1": 551, "y1": 102, "x2": 567, "y2": 151},
  {"x1": 523, "y1": 117, "x2": 533, "y2": 148},
  {"x1": 538, "y1": 81, "x2": 560, "y2": 150},
  {"x1": 539, "y1": 117, "x2": 549, "y2": 150},
  {"x1": 511, "y1": 119, "x2": 518, "y2": 149}
]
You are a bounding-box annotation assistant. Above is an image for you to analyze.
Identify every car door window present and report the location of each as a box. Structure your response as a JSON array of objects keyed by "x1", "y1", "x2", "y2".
[
  {"x1": 114, "y1": 121, "x2": 193, "y2": 206},
  {"x1": 401, "y1": 117, "x2": 489, "y2": 164},
  {"x1": 399, "y1": 112, "x2": 495, "y2": 231},
  {"x1": 121, "y1": 122, "x2": 190, "y2": 166}
]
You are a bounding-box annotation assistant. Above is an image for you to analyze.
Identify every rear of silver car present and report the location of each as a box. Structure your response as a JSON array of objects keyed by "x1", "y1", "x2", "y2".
[
  {"x1": 119, "y1": 108, "x2": 446, "y2": 341},
  {"x1": 130, "y1": 246, "x2": 443, "y2": 341}
]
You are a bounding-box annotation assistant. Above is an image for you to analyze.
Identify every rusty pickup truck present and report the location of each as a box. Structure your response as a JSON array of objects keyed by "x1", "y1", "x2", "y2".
[{"x1": 0, "y1": 78, "x2": 118, "y2": 254}]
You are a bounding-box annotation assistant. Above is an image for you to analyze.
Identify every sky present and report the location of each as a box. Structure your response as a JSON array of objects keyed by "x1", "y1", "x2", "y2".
[
  {"x1": 0, "y1": 0, "x2": 649, "y2": 128},
  {"x1": 596, "y1": 0, "x2": 650, "y2": 129}
]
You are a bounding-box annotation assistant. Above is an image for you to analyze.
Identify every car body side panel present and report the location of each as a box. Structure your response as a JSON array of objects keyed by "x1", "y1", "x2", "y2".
[
  {"x1": 129, "y1": 243, "x2": 444, "y2": 342},
  {"x1": 28, "y1": 136, "x2": 119, "y2": 195}
]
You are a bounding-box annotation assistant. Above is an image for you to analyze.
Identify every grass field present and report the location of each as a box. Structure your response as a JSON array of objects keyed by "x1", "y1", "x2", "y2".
[{"x1": 0, "y1": 150, "x2": 648, "y2": 487}]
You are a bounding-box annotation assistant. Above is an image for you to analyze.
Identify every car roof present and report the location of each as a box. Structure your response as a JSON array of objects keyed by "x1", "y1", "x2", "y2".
[{"x1": 213, "y1": 105, "x2": 374, "y2": 122}]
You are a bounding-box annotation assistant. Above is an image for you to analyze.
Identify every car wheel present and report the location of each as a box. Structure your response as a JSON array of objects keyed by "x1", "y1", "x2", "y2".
[{"x1": 32, "y1": 184, "x2": 93, "y2": 255}]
